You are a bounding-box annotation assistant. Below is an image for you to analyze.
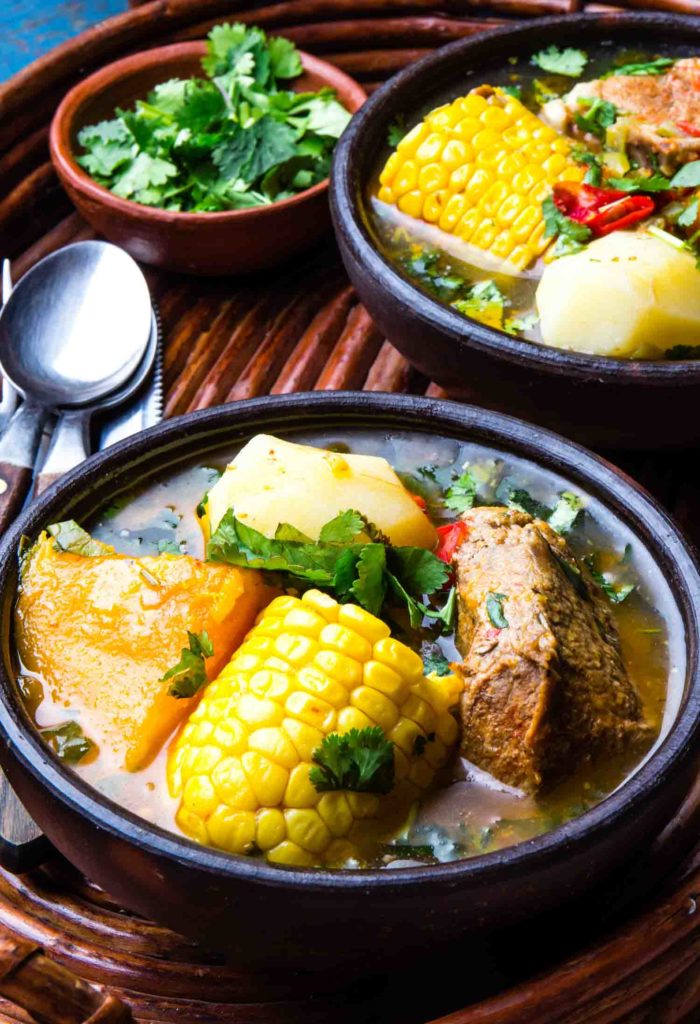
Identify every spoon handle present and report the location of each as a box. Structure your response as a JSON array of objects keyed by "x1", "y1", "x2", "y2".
[
  {"x1": 34, "y1": 409, "x2": 91, "y2": 496},
  {"x1": 0, "y1": 402, "x2": 47, "y2": 534}
]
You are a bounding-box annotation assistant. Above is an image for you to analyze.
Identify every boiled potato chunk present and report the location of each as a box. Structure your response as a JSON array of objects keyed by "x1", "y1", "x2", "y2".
[
  {"x1": 536, "y1": 231, "x2": 700, "y2": 358},
  {"x1": 203, "y1": 434, "x2": 436, "y2": 549},
  {"x1": 16, "y1": 536, "x2": 275, "y2": 771}
]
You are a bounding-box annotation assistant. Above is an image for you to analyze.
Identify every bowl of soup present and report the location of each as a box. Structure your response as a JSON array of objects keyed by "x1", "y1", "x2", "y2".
[
  {"x1": 330, "y1": 14, "x2": 700, "y2": 450},
  {"x1": 0, "y1": 392, "x2": 698, "y2": 969}
]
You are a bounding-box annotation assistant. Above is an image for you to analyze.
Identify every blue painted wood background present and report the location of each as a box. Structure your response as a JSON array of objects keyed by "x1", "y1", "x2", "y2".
[{"x1": 2, "y1": 1, "x2": 125, "y2": 79}]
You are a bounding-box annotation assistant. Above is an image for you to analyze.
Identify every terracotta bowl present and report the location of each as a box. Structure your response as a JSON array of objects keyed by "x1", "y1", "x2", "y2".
[
  {"x1": 49, "y1": 42, "x2": 366, "y2": 276},
  {"x1": 0, "y1": 393, "x2": 698, "y2": 970},
  {"x1": 330, "y1": 13, "x2": 700, "y2": 451}
]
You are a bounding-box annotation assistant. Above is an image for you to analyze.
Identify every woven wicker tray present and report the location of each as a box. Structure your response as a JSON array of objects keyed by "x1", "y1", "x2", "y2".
[{"x1": 0, "y1": 2, "x2": 699, "y2": 1021}]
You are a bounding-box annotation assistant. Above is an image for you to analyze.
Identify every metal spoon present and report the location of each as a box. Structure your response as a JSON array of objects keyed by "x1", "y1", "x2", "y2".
[{"x1": 0, "y1": 241, "x2": 152, "y2": 532}]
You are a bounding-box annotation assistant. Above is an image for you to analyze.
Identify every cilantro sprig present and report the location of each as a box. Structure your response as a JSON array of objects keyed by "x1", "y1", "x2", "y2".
[
  {"x1": 574, "y1": 97, "x2": 618, "y2": 141},
  {"x1": 40, "y1": 721, "x2": 94, "y2": 764},
  {"x1": 162, "y1": 631, "x2": 214, "y2": 699},
  {"x1": 604, "y1": 57, "x2": 675, "y2": 78},
  {"x1": 76, "y1": 23, "x2": 351, "y2": 211},
  {"x1": 542, "y1": 196, "x2": 592, "y2": 258},
  {"x1": 47, "y1": 521, "x2": 112, "y2": 557},
  {"x1": 206, "y1": 508, "x2": 452, "y2": 629},
  {"x1": 532, "y1": 46, "x2": 588, "y2": 78},
  {"x1": 310, "y1": 727, "x2": 395, "y2": 794}
]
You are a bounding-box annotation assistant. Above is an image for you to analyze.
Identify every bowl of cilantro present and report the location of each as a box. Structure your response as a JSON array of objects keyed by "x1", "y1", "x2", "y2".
[{"x1": 49, "y1": 23, "x2": 366, "y2": 275}]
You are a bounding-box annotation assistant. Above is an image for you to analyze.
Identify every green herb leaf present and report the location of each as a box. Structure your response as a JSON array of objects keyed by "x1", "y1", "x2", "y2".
[
  {"x1": 607, "y1": 173, "x2": 671, "y2": 192},
  {"x1": 584, "y1": 555, "x2": 635, "y2": 604},
  {"x1": 504, "y1": 312, "x2": 539, "y2": 335},
  {"x1": 496, "y1": 478, "x2": 553, "y2": 520},
  {"x1": 318, "y1": 509, "x2": 366, "y2": 544},
  {"x1": 678, "y1": 198, "x2": 699, "y2": 229},
  {"x1": 423, "y1": 650, "x2": 451, "y2": 676},
  {"x1": 532, "y1": 46, "x2": 588, "y2": 77},
  {"x1": 501, "y1": 84, "x2": 523, "y2": 100},
  {"x1": 162, "y1": 630, "x2": 214, "y2": 699},
  {"x1": 351, "y1": 544, "x2": 387, "y2": 616},
  {"x1": 548, "y1": 491, "x2": 584, "y2": 534},
  {"x1": 47, "y1": 521, "x2": 112, "y2": 557},
  {"x1": 387, "y1": 115, "x2": 406, "y2": 147},
  {"x1": 40, "y1": 721, "x2": 94, "y2": 764},
  {"x1": 542, "y1": 196, "x2": 593, "y2": 247},
  {"x1": 670, "y1": 161, "x2": 700, "y2": 189},
  {"x1": 444, "y1": 469, "x2": 478, "y2": 513},
  {"x1": 486, "y1": 592, "x2": 509, "y2": 629},
  {"x1": 452, "y1": 279, "x2": 506, "y2": 328},
  {"x1": 606, "y1": 57, "x2": 674, "y2": 77},
  {"x1": 574, "y1": 97, "x2": 618, "y2": 140},
  {"x1": 268, "y1": 35, "x2": 303, "y2": 79},
  {"x1": 389, "y1": 546, "x2": 449, "y2": 596},
  {"x1": 275, "y1": 522, "x2": 314, "y2": 543},
  {"x1": 310, "y1": 727, "x2": 395, "y2": 794}
]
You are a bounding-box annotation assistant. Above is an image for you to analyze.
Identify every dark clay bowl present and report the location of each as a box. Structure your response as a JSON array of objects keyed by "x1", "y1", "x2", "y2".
[
  {"x1": 0, "y1": 393, "x2": 698, "y2": 970},
  {"x1": 49, "y1": 42, "x2": 366, "y2": 276},
  {"x1": 330, "y1": 14, "x2": 700, "y2": 451}
]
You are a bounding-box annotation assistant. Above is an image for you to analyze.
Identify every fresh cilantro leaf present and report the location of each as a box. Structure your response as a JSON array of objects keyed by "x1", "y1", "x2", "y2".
[
  {"x1": 444, "y1": 469, "x2": 478, "y2": 513},
  {"x1": 333, "y1": 549, "x2": 361, "y2": 601},
  {"x1": 268, "y1": 35, "x2": 303, "y2": 79},
  {"x1": 575, "y1": 97, "x2": 618, "y2": 140},
  {"x1": 293, "y1": 93, "x2": 351, "y2": 138},
  {"x1": 670, "y1": 160, "x2": 700, "y2": 188},
  {"x1": 158, "y1": 538, "x2": 182, "y2": 554},
  {"x1": 212, "y1": 117, "x2": 297, "y2": 184},
  {"x1": 606, "y1": 57, "x2": 674, "y2": 77},
  {"x1": 76, "y1": 119, "x2": 133, "y2": 177},
  {"x1": 548, "y1": 491, "x2": 584, "y2": 534},
  {"x1": 486, "y1": 592, "x2": 509, "y2": 629},
  {"x1": 496, "y1": 478, "x2": 552, "y2": 520},
  {"x1": 387, "y1": 114, "x2": 406, "y2": 148},
  {"x1": 47, "y1": 521, "x2": 113, "y2": 557},
  {"x1": 584, "y1": 555, "x2": 635, "y2": 604},
  {"x1": 571, "y1": 146, "x2": 603, "y2": 186},
  {"x1": 111, "y1": 153, "x2": 178, "y2": 200},
  {"x1": 606, "y1": 174, "x2": 671, "y2": 192},
  {"x1": 501, "y1": 84, "x2": 522, "y2": 100},
  {"x1": 504, "y1": 312, "x2": 539, "y2": 335},
  {"x1": 542, "y1": 196, "x2": 592, "y2": 258},
  {"x1": 310, "y1": 727, "x2": 395, "y2": 794},
  {"x1": 551, "y1": 547, "x2": 588, "y2": 599},
  {"x1": 423, "y1": 650, "x2": 451, "y2": 676},
  {"x1": 423, "y1": 585, "x2": 456, "y2": 634},
  {"x1": 386, "y1": 572, "x2": 425, "y2": 629},
  {"x1": 532, "y1": 46, "x2": 588, "y2": 77},
  {"x1": 319, "y1": 509, "x2": 365, "y2": 543},
  {"x1": 678, "y1": 199, "x2": 699, "y2": 229},
  {"x1": 389, "y1": 546, "x2": 449, "y2": 596},
  {"x1": 40, "y1": 721, "x2": 94, "y2": 764},
  {"x1": 162, "y1": 631, "x2": 214, "y2": 699},
  {"x1": 351, "y1": 544, "x2": 387, "y2": 616},
  {"x1": 452, "y1": 280, "x2": 506, "y2": 329}
]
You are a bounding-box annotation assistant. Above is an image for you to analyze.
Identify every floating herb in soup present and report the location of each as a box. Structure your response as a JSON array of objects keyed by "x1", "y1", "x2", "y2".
[
  {"x1": 371, "y1": 44, "x2": 700, "y2": 359},
  {"x1": 14, "y1": 431, "x2": 679, "y2": 869}
]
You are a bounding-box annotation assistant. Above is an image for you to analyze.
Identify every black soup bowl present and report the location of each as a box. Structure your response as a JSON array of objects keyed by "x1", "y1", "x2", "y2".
[
  {"x1": 0, "y1": 393, "x2": 698, "y2": 970},
  {"x1": 330, "y1": 14, "x2": 700, "y2": 451}
]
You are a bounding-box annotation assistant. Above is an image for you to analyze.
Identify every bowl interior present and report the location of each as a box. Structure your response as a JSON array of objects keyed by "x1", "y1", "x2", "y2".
[
  {"x1": 334, "y1": 13, "x2": 700, "y2": 380},
  {"x1": 1, "y1": 393, "x2": 699, "y2": 890}
]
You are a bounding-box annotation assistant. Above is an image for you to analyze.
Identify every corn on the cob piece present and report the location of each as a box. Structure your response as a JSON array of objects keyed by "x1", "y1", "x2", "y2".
[
  {"x1": 377, "y1": 86, "x2": 585, "y2": 271},
  {"x1": 168, "y1": 590, "x2": 462, "y2": 867}
]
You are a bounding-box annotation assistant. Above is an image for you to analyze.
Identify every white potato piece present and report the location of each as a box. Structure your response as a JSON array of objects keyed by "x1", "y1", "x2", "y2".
[
  {"x1": 204, "y1": 434, "x2": 436, "y2": 549},
  {"x1": 535, "y1": 231, "x2": 700, "y2": 358}
]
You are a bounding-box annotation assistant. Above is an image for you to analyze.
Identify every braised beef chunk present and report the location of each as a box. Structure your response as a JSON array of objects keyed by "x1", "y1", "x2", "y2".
[{"x1": 454, "y1": 507, "x2": 651, "y2": 793}]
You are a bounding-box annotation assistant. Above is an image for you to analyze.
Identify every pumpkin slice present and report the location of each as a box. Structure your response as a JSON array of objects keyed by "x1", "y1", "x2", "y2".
[{"x1": 15, "y1": 535, "x2": 275, "y2": 771}]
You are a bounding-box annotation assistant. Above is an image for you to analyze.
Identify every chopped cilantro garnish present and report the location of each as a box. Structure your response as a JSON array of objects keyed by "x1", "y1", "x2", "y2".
[
  {"x1": 76, "y1": 23, "x2": 350, "y2": 212},
  {"x1": 606, "y1": 174, "x2": 671, "y2": 192},
  {"x1": 504, "y1": 312, "x2": 539, "y2": 335},
  {"x1": 548, "y1": 491, "x2": 584, "y2": 535},
  {"x1": 486, "y1": 592, "x2": 509, "y2": 629},
  {"x1": 162, "y1": 631, "x2": 214, "y2": 699},
  {"x1": 47, "y1": 521, "x2": 112, "y2": 557},
  {"x1": 444, "y1": 469, "x2": 478, "y2": 513},
  {"x1": 310, "y1": 727, "x2": 395, "y2": 794},
  {"x1": 542, "y1": 196, "x2": 592, "y2": 257},
  {"x1": 532, "y1": 46, "x2": 588, "y2": 77},
  {"x1": 677, "y1": 199, "x2": 699, "y2": 229},
  {"x1": 40, "y1": 721, "x2": 94, "y2": 764},
  {"x1": 501, "y1": 84, "x2": 523, "y2": 100},
  {"x1": 574, "y1": 97, "x2": 618, "y2": 140},
  {"x1": 584, "y1": 555, "x2": 635, "y2": 604},
  {"x1": 496, "y1": 477, "x2": 552, "y2": 520},
  {"x1": 452, "y1": 280, "x2": 506, "y2": 330},
  {"x1": 423, "y1": 650, "x2": 451, "y2": 676},
  {"x1": 605, "y1": 57, "x2": 674, "y2": 77},
  {"x1": 387, "y1": 114, "x2": 406, "y2": 148},
  {"x1": 571, "y1": 147, "x2": 603, "y2": 186},
  {"x1": 670, "y1": 160, "x2": 700, "y2": 189}
]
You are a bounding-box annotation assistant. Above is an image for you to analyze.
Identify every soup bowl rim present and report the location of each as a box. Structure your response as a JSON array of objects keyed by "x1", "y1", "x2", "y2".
[
  {"x1": 0, "y1": 391, "x2": 698, "y2": 891},
  {"x1": 329, "y1": 11, "x2": 700, "y2": 383}
]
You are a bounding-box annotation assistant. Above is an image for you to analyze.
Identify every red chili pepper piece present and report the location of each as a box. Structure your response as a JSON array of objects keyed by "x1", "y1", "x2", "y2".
[
  {"x1": 553, "y1": 183, "x2": 654, "y2": 237},
  {"x1": 677, "y1": 121, "x2": 700, "y2": 138},
  {"x1": 436, "y1": 521, "x2": 469, "y2": 563},
  {"x1": 410, "y1": 493, "x2": 427, "y2": 511}
]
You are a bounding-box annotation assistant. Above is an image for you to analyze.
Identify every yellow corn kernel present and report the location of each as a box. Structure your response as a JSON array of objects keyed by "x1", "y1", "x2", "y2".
[
  {"x1": 439, "y1": 192, "x2": 468, "y2": 233},
  {"x1": 282, "y1": 718, "x2": 324, "y2": 762},
  {"x1": 423, "y1": 190, "x2": 449, "y2": 223},
  {"x1": 397, "y1": 121, "x2": 428, "y2": 154},
  {"x1": 393, "y1": 160, "x2": 418, "y2": 197},
  {"x1": 351, "y1": 686, "x2": 399, "y2": 732},
  {"x1": 297, "y1": 666, "x2": 349, "y2": 708},
  {"x1": 320, "y1": 623, "x2": 372, "y2": 663},
  {"x1": 363, "y1": 659, "x2": 409, "y2": 703},
  {"x1": 397, "y1": 190, "x2": 424, "y2": 218},
  {"x1": 282, "y1": 607, "x2": 327, "y2": 638},
  {"x1": 402, "y1": 693, "x2": 437, "y2": 734},
  {"x1": 373, "y1": 637, "x2": 423, "y2": 680},
  {"x1": 285, "y1": 808, "x2": 332, "y2": 854},
  {"x1": 208, "y1": 808, "x2": 256, "y2": 854},
  {"x1": 379, "y1": 150, "x2": 401, "y2": 187},
  {"x1": 338, "y1": 604, "x2": 390, "y2": 645},
  {"x1": 236, "y1": 694, "x2": 284, "y2": 729},
  {"x1": 176, "y1": 806, "x2": 209, "y2": 845},
  {"x1": 183, "y1": 775, "x2": 219, "y2": 818},
  {"x1": 317, "y1": 792, "x2": 354, "y2": 837},
  {"x1": 301, "y1": 589, "x2": 339, "y2": 622},
  {"x1": 285, "y1": 690, "x2": 336, "y2": 733},
  {"x1": 211, "y1": 757, "x2": 258, "y2": 811},
  {"x1": 256, "y1": 807, "x2": 286, "y2": 850},
  {"x1": 248, "y1": 668, "x2": 294, "y2": 701},
  {"x1": 416, "y1": 133, "x2": 446, "y2": 163},
  {"x1": 377, "y1": 185, "x2": 395, "y2": 205},
  {"x1": 267, "y1": 840, "x2": 315, "y2": 867},
  {"x1": 242, "y1": 752, "x2": 288, "y2": 806},
  {"x1": 496, "y1": 193, "x2": 527, "y2": 227},
  {"x1": 314, "y1": 648, "x2": 363, "y2": 687},
  {"x1": 436, "y1": 710, "x2": 459, "y2": 746},
  {"x1": 248, "y1": 726, "x2": 299, "y2": 770},
  {"x1": 441, "y1": 138, "x2": 471, "y2": 169},
  {"x1": 284, "y1": 762, "x2": 320, "y2": 808},
  {"x1": 337, "y1": 705, "x2": 375, "y2": 733}
]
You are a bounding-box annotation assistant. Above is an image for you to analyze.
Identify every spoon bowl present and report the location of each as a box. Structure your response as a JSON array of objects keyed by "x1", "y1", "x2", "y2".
[{"x1": 0, "y1": 241, "x2": 153, "y2": 532}]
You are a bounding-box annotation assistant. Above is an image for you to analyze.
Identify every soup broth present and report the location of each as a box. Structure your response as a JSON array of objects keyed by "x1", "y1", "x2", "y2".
[{"x1": 18, "y1": 429, "x2": 683, "y2": 867}]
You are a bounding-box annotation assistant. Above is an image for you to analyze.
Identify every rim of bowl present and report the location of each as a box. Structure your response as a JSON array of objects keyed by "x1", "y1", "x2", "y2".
[
  {"x1": 330, "y1": 12, "x2": 700, "y2": 383},
  {"x1": 49, "y1": 41, "x2": 367, "y2": 224},
  {"x1": 0, "y1": 392, "x2": 699, "y2": 892}
]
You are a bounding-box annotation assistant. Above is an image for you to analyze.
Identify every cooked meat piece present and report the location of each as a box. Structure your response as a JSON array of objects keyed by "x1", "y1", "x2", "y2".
[
  {"x1": 543, "y1": 59, "x2": 700, "y2": 174},
  {"x1": 453, "y1": 507, "x2": 651, "y2": 793}
]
